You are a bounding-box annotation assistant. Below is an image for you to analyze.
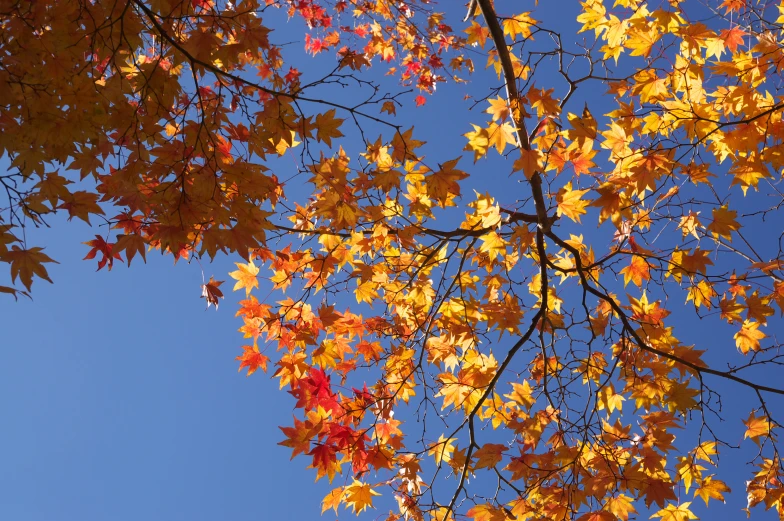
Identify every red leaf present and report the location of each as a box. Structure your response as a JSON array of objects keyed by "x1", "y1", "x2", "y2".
[{"x1": 82, "y1": 235, "x2": 122, "y2": 271}]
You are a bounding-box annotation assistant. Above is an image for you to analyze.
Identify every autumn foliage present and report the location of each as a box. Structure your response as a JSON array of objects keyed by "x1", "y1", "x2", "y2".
[{"x1": 4, "y1": 0, "x2": 784, "y2": 519}]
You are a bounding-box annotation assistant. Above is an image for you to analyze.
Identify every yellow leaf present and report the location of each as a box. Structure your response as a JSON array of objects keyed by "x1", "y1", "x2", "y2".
[
  {"x1": 355, "y1": 280, "x2": 379, "y2": 304},
  {"x1": 466, "y1": 503, "x2": 509, "y2": 521},
  {"x1": 486, "y1": 122, "x2": 517, "y2": 155},
  {"x1": 556, "y1": 182, "x2": 590, "y2": 223},
  {"x1": 486, "y1": 96, "x2": 510, "y2": 122},
  {"x1": 512, "y1": 148, "x2": 543, "y2": 179},
  {"x1": 675, "y1": 458, "x2": 705, "y2": 494},
  {"x1": 229, "y1": 260, "x2": 260, "y2": 296},
  {"x1": 465, "y1": 20, "x2": 490, "y2": 48},
  {"x1": 343, "y1": 480, "x2": 380, "y2": 514},
  {"x1": 465, "y1": 124, "x2": 490, "y2": 161},
  {"x1": 425, "y1": 158, "x2": 469, "y2": 206},
  {"x1": 566, "y1": 106, "x2": 598, "y2": 142},
  {"x1": 707, "y1": 205, "x2": 740, "y2": 241},
  {"x1": 605, "y1": 494, "x2": 637, "y2": 521},
  {"x1": 479, "y1": 231, "x2": 508, "y2": 260},
  {"x1": 678, "y1": 211, "x2": 702, "y2": 240},
  {"x1": 686, "y1": 280, "x2": 716, "y2": 309},
  {"x1": 694, "y1": 441, "x2": 718, "y2": 463},
  {"x1": 649, "y1": 502, "x2": 698, "y2": 521},
  {"x1": 321, "y1": 487, "x2": 345, "y2": 514},
  {"x1": 505, "y1": 380, "x2": 535, "y2": 409},
  {"x1": 694, "y1": 476, "x2": 730, "y2": 506},
  {"x1": 428, "y1": 434, "x2": 456, "y2": 465},
  {"x1": 734, "y1": 320, "x2": 766, "y2": 354},
  {"x1": 577, "y1": 0, "x2": 608, "y2": 35},
  {"x1": 503, "y1": 12, "x2": 537, "y2": 40}
]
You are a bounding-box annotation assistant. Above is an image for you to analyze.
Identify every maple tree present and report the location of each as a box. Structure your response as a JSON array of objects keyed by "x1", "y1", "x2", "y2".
[{"x1": 4, "y1": 0, "x2": 784, "y2": 519}]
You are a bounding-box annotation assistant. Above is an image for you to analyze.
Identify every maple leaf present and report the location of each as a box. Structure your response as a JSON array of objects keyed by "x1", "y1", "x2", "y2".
[
  {"x1": 576, "y1": 512, "x2": 615, "y2": 521},
  {"x1": 0, "y1": 285, "x2": 31, "y2": 301},
  {"x1": 505, "y1": 380, "x2": 535, "y2": 409},
  {"x1": 380, "y1": 101, "x2": 396, "y2": 115},
  {"x1": 650, "y1": 502, "x2": 698, "y2": 521},
  {"x1": 486, "y1": 96, "x2": 510, "y2": 122},
  {"x1": 83, "y1": 236, "x2": 123, "y2": 271},
  {"x1": 743, "y1": 411, "x2": 772, "y2": 441},
  {"x1": 625, "y1": 26, "x2": 660, "y2": 57},
  {"x1": 428, "y1": 434, "x2": 456, "y2": 466},
  {"x1": 343, "y1": 479, "x2": 380, "y2": 514},
  {"x1": 719, "y1": 0, "x2": 746, "y2": 15},
  {"x1": 425, "y1": 158, "x2": 469, "y2": 206},
  {"x1": 486, "y1": 122, "x2": 517, "y2": 155},
  {"x1": 464, "y1": 124, "x2": 490, "y2": 161},
  {"x1": 114, "y1": 234, "x2": 147, "y2": 266},
  {"x1": 577, "y1": 0, "x2": 607, "y2": 35},
  {"x1": 58, "y1": 191, "x2": 105, "y2": 224},
  {"x1": 707, "y1": 205, "x2": 740, "y2": 241},
  {"x1": 465, "y1": 21, "x2": 490, "y2": 48},
  {"x1": 556, "y1": 182, "x2": 589, "y2": 223},
  {"x1": 512, "y1": 148, "x2": 543, "y2": 179},
  {"x1": 309, "y1": 443, "x2": 342, "y2": 482},
  {"x1": 605, "y1": 495, "x2": 637, "y2": 521},
  {"x1": 620, "y1": 255, "x2": 650, "y2": 288},
  {"x1": 473, "y1": 443, "x2": 507, "y2": 469},
  {"x1": 279, "y1": 416, "x2": 321, "y2": 459},
  {"x1": 200, "y1": 276, "x2": 224, "y2": 310},
  {"x1": 235, "y1": 344, "x2": 269, "y2": 376},
  {"x1": 601, "y1": 122, "x2": 632, "y2": 157},
  {"x1": 3, "y1": 246, "x2": 58, "y2": 291},
  {"x1": 644, "y1": 479, "x2": 677, "y2": 509},
  {"x1": 720, "y1": 26, "x2": 745, "y2": 53},
  {"x1": 734, "y1": 320, "x2": 766, "y2": 354},
  {"x1": 321, "y1": 487, "x2": 346, "y2": 514},
  {"x1": 686, "y1": 280, "x2": 716, "y2": 309},
  {"x1": 566, "y1": 106, "x2": 598, "y2": 142},
  {"x1": 503, "y1": 12, "x2": 537, "y2": 40},
  {"x1": 466, "y1": 504, "x2": 508, "y2": 521},
  {"x1": 229, "y1": 260, "x2": 260, "y2": 296},
  {"x1": 694, "y1": 476, "x2": 730, "y2": 506},
  {"x1": 315, "y1": 109, "x2": 345, "y2": 147}
]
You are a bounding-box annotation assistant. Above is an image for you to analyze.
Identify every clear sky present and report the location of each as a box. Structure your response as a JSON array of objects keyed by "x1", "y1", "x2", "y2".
[
  {"x1": 2, "y1": 1, "x2": 784, "y2": 521},
  {"x1": 0, "y1": 218, "x2": 338, "y2": 520}
]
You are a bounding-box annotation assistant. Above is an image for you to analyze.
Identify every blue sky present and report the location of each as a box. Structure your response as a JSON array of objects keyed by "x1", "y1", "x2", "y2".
[
  {"x1": 1, "y1": 219, "x2": 335, "y2": 520},
  {"x1": 3, "y1": 1, "x2": 784, "y2": 520}
]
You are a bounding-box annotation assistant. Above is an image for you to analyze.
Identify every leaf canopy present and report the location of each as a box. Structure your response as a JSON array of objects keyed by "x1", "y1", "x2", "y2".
[{"x1": 3, "y1": 0, "x2": 784, "y2": 519}]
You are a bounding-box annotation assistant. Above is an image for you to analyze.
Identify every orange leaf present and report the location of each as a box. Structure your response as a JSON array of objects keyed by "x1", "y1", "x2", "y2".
[
  {"x1": 235, "y1": 344, "x2": 269, "y2": 376},
  {"x1": 4, "y1": 246, "x2": 58, "y2": 291},
  {"x1": 743, "y1": 411, "x2": 772, "y2": 441},
  {"x1": 473, "y1": 443, "x2": 507, "y2": 469},
  {"x1": 315, "y1": 109, "x2": 344, "y2": 147},
  {"x1": 619, "y1": 255, "x2": 650, "y2": 288},
  {"x1": 229, "y1": 260, "x2": 260, "y2": 296}
]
